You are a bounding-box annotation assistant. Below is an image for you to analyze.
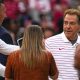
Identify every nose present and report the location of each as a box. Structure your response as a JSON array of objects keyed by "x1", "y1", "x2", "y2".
[
  {"x1": 66, "y1": 23, "x2": 71, "y2": 27},
  {"x1": 65, "y1": 24, "x2": 71, "y2": 30}
]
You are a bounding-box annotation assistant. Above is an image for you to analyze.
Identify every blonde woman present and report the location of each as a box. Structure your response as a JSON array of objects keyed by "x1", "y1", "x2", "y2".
[{"x1": 5, "y1": 25, "x2": 58, "y2": 80}]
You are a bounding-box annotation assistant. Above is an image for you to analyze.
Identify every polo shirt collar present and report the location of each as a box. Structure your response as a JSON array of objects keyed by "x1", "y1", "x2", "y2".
[
  {"x1": 61, "y1": 32, "x2": 80, "y2": 44},
  {"x1": 61, "y1": 32, "x2": 70, "y2": 43}
]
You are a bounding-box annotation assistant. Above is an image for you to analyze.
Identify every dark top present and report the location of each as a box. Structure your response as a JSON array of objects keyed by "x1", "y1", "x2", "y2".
[{"x1": 0, "y1": 26, "x2": 13, "y2": 66}]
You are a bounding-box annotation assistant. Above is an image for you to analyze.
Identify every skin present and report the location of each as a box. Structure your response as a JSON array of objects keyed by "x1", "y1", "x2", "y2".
[
  {"x1": 44, "y1": 30, "x2": 54, "y2": 39},
  {"x1": 63, "y1": 14, "x2": 80, "y2": 41},
  {"x1": 0, "y1": 4, "x2": 6, "y2": 25}
]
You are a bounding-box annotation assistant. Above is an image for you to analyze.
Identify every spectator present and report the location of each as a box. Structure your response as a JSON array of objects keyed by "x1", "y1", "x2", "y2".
[
  {"x1": 2, "y1": 17, "x2": 19, "y2": 44},
  {"x1": 42, "y1": 27, "x2": 55, "y2": 39},
  {"x1": 4, "y1": 0, "x2": 20, "y2": 20},
  {"x1": 0, "y1": 2, "x2": 17, "y2": 80}
]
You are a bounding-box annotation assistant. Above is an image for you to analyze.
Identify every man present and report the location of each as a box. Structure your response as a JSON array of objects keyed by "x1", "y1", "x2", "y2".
[
  {"x1": 0, "y1": 3, "x2": 14, "y2": 65},
  {"x1": 45, "y1": 8, "x2": 80, "y2": 80},
  {"x1": 0, "y1": 2, "x2": 19, "y2": 80},
  {"x1": 0, "y1": 39, "x2": 19, "y2": 77}
]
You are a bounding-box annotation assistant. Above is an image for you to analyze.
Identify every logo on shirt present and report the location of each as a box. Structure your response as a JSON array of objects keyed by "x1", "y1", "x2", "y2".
[
  {"x1": 59, "y1": 48, "x2": 65, "y2": 50},
  {"x1": 59, "y1": 46, "x2": 68, "y2": 50}
]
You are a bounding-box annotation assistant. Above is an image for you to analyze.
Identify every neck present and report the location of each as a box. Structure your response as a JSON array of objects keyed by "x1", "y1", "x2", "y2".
[
  {"x1": 68, "y1": 35, "x2": 78, "y2": 41},
  {"x1": 70, "y1": 37, "x2": 77, "y2": 45}
]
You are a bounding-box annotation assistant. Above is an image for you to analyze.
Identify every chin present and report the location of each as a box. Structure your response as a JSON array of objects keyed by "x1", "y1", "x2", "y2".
[{"x1": 65, "y1": 33, "x2": 72, "y2": 39}]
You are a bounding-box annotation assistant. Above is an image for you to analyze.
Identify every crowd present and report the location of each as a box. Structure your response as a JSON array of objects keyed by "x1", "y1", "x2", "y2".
[
  {"x1": 2, "y1": 0, "x2": 80, "y2": 41},
  {"x1": 0, "y1": 0, "x2": 80, "y2": 80}
]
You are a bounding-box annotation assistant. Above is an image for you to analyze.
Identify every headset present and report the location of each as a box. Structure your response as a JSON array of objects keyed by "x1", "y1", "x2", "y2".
[{"x1": 17, "y1": 38, "x2": 23, "y2": 47}]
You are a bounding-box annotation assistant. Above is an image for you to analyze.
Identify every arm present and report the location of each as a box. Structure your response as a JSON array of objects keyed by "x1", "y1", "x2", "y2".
[
  {"x1": 45, "y1": 39, "x2": 59, "y2": 80},
  {"x1": 0, "y1": 63, "x2": 5, "y2": 77},
  {"x1": 0, "y1": 39, "x2": 20, "y2": 55},
  {"x1": 1, "y1": 33, "x2": 13, "y2": 44},
  {"x1": 50, "y1": 64, "x2": 59, "y2": 80},
  {"x1": 50, "y1": 74, "x2": 58, "y2": 80},
  {"x1": 0, "y1": 63, "x2": 13, "y2": 79},
  {"x1": 49, "y1": 53, "x2": 59, "y2": 80},
  {"x1": 5, "y1": 54, "x2": 14, "y2": 80}
]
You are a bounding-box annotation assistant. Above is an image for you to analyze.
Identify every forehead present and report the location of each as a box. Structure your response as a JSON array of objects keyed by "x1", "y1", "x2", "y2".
[{"x1": 64, "y1": 14, "x2": 78, "y2": 22}]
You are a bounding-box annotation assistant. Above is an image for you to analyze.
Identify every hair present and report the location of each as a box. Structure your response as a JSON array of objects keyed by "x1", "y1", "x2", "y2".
[
  {"x1": 64, "y1": 8, "x2": 80, "y2": 24},
  {"x1": 42, "y1": 27, "x2": 55, "y2": 39},
  {"x1": 0, "y1": 2, "x2": 4, "y2": 10},
  {"x1": 0, "y1": 0, "x2": 3, "y2": 4},
  {"x1": 20, "y1": 25, "x2": 47, "y2": 69},
  {"x1": 43, "y1": 27, "x2": 55, "y2": 34},
  {"x1": 2, "y1": 17, "x2": 18, "y2": 30}
]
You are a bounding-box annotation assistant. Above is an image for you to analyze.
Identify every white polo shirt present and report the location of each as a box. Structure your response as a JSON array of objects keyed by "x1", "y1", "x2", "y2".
[{"x1": 45, "y1": 32, "x2": 80, "y2": 80}]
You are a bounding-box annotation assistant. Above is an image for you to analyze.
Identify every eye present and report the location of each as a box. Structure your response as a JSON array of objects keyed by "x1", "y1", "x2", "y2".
[
  {"x1": 64, "y1": 21, "x2": 78, "y2": 26},
  {"x1": 70, "y1": 22, "x2": 77, "y2": 26},
  {"x1": 64, "y1": 21, "x2": 68, "y2": 25}
]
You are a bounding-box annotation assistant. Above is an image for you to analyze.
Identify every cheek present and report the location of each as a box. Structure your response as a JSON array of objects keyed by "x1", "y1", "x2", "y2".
[
  {"x1": 63, "y1": 25, "x2": 66, "y2": 30},
  {"x1": 78, "y1": 28, "x2": 80, "y2": 32},
  {"x1": 0, "y1": 12, "x2": 5, "y2": 18},
  {"x1": 75, "y1": 26, "x2": 80, "y2": 30},
  {"x1": 73, "y1": 27, "x2": 80, "y2": 34}
]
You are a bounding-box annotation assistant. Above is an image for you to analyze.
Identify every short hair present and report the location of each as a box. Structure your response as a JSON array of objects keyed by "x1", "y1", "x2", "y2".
[{"x1": 64, "y1": 9, "x2": 80, "y2": 24}]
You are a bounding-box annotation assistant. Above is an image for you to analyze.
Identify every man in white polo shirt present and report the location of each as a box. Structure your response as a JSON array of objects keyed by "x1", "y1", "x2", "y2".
[
  {"x1": 45, "y1": 8, "x2": 80, "y2": 80},
  {"x1": 0, "y1": 39, "x2": 19, "y2": 77}
]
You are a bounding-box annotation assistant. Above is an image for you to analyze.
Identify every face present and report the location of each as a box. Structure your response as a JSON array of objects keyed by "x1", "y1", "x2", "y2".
[
  {"x1": 0, "y1": 4, "x2": 6, "y2": 24},
  {"x1": 63, "y1": 14, "x2": 80, "y2": 40},
  {"x1": 44, "y1": 30, "x2": 54, "y2": 39},
  {"x1": 10, "y1": 22, "x2": 19, "y2": 33}
]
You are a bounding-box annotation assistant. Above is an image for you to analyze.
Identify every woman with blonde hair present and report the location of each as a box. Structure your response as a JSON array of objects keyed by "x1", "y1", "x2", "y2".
[{"x1": 5, "y1": 25, "x2": 58, "y2": 80}]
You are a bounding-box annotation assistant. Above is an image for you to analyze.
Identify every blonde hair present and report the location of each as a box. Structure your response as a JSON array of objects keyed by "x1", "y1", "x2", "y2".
[{"x1": 20, "y1": 25, "x2": 47, "y2": 69}]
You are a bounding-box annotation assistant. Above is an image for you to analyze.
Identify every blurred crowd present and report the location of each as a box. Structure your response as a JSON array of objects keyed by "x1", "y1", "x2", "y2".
[{"x1": 2, "y1": 0, "x2": 80, "y2": 44}]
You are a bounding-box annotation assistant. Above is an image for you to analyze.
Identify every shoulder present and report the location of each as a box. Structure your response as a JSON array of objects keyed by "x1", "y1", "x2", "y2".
[
  {"x1": 9, "y1": 50, "x2": 20, "y2": 59},
  {"x1": 44, "y1": 50, "x2": 53, "y2": 59},
  {"x1": 45, "y1": 33, "x2": 62, "y2": 45},
  {"x1": 0, "y1": 27, "x2": 10, "y2": 37},
  {"x1": 7, "y1": 50, "x2": 21, "y2": 64},
  {"x1": 46, "y1": 33, "x2": 62, "y2": 41},
  {"x1": 0, "y1": 27, "x2": 6, "y2": 35}
]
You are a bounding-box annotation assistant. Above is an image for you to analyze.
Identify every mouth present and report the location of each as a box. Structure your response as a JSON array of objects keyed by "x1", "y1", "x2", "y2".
[
  {"x1": 66, "y1": 31, "x2": 72, "y2": 32},
  {"x1": 65, "y1": 29, "x2": 72, "y2": 32},
  {"x1": 64, "y1": 31, "x2": 72, "y2": 34}
]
